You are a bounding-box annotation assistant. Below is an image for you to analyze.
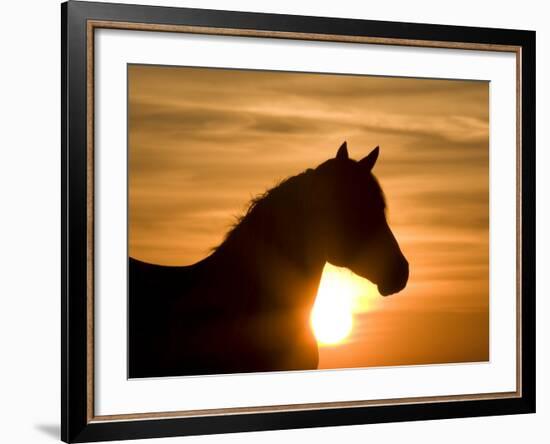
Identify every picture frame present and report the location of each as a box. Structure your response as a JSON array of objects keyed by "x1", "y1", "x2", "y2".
[{"x1": 61, "y1": 1, "x2": 536, "y2": 442}]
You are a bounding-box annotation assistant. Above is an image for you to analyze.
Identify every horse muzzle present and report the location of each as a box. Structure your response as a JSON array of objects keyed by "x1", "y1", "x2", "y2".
[{"x1": 377, "y1": 259, "x2": 409, "y2": 296}]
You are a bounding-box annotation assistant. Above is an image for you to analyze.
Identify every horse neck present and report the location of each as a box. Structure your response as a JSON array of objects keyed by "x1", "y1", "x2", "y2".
[
  {"x1": 214, "y1": 173, "x2": 326, "y2": 279},
  {"x1": 227, "y1": 173, "x2": 320, "y2": 260}
]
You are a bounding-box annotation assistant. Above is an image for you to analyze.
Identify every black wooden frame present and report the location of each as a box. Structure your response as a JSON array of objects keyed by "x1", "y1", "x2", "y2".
[{"x1": 62, "y1": 1, "x2": 536, "y2": 442}]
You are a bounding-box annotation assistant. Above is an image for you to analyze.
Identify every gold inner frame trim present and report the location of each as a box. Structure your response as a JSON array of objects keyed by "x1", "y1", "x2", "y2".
[{"x1": 86, "y1": 19, "x2": 523, "y2": 423}]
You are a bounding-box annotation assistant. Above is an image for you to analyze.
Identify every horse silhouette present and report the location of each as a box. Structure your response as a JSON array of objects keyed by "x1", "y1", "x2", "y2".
[{"x1": 129, "y1": 142, "x2": 409, "y2": 378}]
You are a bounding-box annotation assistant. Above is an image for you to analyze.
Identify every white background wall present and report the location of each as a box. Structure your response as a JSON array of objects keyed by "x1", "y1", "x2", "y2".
[{"x1": 0, "y1": 0, "x2": 547, "y2": 443}]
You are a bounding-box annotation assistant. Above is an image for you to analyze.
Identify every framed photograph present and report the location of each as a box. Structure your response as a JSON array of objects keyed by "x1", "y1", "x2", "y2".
[{"x1": 61, "y1": 1, "x2": 536, "y2": 442}]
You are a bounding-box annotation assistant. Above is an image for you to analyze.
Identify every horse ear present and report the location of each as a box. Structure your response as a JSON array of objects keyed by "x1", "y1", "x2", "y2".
[
  {"x1": 359, "y1": 146, "x2": 379, "y2": 171},
  {"x1": 336, "y1": 141, "x2": 349, "y2": 160}
]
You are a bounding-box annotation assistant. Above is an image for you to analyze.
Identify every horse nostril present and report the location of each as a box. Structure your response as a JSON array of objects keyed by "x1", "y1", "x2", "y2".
[
  {"x1": 391, "y1": 259, "x2": 409, "y2": 291},
  {"x1": 398, "y1": 260, "x2": 409, "y2": 285}
]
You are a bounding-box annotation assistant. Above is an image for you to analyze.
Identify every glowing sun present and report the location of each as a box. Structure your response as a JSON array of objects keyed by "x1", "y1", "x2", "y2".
[{"x1": 311, "y1": 263, "x2": 378, "y2": 345}]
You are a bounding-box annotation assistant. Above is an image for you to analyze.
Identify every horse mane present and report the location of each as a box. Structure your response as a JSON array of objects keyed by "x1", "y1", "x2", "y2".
[
  {"x1": 213, "y1": 158, "x2": 387, "y2": 253},
  {"x1": 214, "y1": 168, "x2": 315, "y2": 250}
]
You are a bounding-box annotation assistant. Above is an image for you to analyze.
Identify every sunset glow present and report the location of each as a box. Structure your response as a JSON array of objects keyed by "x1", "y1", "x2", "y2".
[{"x1": 311, "y1": 263, "x2": 378, "y2": 345}]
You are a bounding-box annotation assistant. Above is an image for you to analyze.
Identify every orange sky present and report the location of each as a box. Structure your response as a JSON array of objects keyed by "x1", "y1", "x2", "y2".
[{"x1": 128, "y1": 64, "x2": 489, "y2": 369}]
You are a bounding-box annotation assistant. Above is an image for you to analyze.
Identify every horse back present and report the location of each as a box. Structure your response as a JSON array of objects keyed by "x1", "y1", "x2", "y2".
[{"x1": 128, "y1": 257, "x2": 194, "y2": 377}]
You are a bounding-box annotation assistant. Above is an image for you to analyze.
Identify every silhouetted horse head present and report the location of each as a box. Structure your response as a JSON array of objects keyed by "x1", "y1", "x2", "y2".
[{"x1": 312, "y1": 142, "x2": 409, "y2": 296}]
